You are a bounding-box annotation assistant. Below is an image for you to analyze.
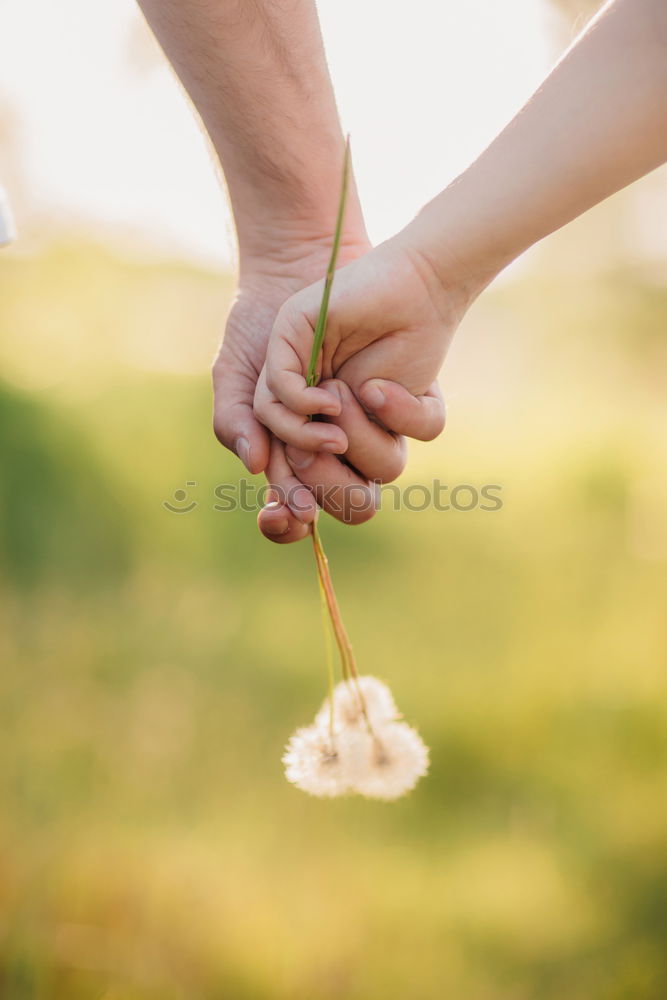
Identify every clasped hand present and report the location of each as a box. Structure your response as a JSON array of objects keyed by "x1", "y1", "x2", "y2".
[{"x1": 213, "y1": 229, "x2": 471, "y2": 544}]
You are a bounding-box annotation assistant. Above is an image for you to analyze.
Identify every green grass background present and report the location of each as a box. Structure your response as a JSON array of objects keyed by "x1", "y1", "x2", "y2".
[{"x1": 1, "y1": 220, "x2": 666, "y2": 999}]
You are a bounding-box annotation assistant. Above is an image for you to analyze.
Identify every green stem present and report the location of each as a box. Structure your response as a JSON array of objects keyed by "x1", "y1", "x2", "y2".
[{"x1": 306, "y1": 136, "x2": 351, "y2": 388}]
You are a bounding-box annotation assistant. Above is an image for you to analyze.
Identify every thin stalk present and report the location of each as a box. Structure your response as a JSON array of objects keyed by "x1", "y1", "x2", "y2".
[
  {"x1": 316, "y1": 569, "x2": 336, "y2": 739},
  {"x1": 306, "y1": 137, "x2": 374, "y2": 738},
  {"x1": 311, "y1": 522, "x2": 352, "y2": 679},
  {"x1": 312, "y1": 521, "x2": 374, "y2": 736},
  {"x1": 306, "y1": 136, "x2": 351, "y2": 387}
]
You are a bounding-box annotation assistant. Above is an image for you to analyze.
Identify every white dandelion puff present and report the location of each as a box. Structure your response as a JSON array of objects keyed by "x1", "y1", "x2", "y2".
[
  {"x1": 315, "y1": 675, "x2": 398, "y2": 731},
  {"x1": 352, "y1": 721, "x2": 429, "y2": 801},
  {"x1": 282, "y1": 724, "x2": 364, "y2": 798}
]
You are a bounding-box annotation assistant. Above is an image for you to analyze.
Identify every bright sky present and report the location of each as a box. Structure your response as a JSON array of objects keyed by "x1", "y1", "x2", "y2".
[{"x1": 0, "y1": 0, "x2": 557, "y2": 267}]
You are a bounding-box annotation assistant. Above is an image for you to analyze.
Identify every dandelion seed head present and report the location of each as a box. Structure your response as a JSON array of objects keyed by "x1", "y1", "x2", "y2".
[
  {"x1": 315, "y1": 675, "x2": 398, "y2": 730},
  {"x1": 282, "y1": 724, "x2": 363, "y2": 798},
  {"x1": 353, "y1": 722, "x2": 429, "y2": 801}
]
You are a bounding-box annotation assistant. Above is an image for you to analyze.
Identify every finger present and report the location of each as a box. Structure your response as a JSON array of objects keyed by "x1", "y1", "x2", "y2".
[
  {"x1": 358, "y1": 379, "x2": 446, "y2": 442},
  {"x1": 319, "y1": 379, "x2": 407, "y2": 483},
  {"x1": 254, "y1": 369, "x2": 348, "y2": 454},
  {"x1": 212, "y1": 362, "x2": 271, "y2": 474},
  {"x1": 265, "y1": 295, "x2": 341, "y2": 417},
  {"x1": 257, "y1": 498, "x2": 310, "y2": 545},
  {"x1": 264, "y1": 437, "x2": 318, "y2": 526},
  {"x1": 285, "y1": 447, "x2": 378, "y2": 525}
]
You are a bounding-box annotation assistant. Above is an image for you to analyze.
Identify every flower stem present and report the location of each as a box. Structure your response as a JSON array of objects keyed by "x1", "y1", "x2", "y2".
[
  {"x1": 311, "y1": 520, "x2": 374, "y2": 736},
  {"x1": 311, "y1": 520, "x2": 353, "y2": 678},
  {"x1": 316, "y1": 567, "x2": 336, "y2": 739},
  {"x1": 306, "y1": 138, "x2": 374, "y2": 738},
  {"x1": 306, "y1": 136, "x2": 351, "y2": 388}
]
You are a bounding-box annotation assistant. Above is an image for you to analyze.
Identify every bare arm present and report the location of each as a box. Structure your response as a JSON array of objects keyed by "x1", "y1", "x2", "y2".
[
  {"x1": 135, "y1": 0, "x2": 365, "y2": 263},
  {"x1": 135, "y1": 0, "x2": 444, "y2": 543},
  {"x1": 258, "y1": 0, "x2": 667, "y2": 447},
  {"x1": 407, "y1": 0, "x2": 667, "y2": 287}
]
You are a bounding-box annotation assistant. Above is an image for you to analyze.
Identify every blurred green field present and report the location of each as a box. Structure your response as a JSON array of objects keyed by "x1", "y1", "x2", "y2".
[{"x1": 1, "y1": 231, "x2": 666, "y2": 1000}]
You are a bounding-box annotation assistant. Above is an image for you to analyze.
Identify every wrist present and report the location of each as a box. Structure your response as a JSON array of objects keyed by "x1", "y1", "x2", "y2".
[
  {"x1": 398, "y1": 180, "x2": 519, "y2": 308},
  {"x1": 237, "y1": 209, "x2": 370, "y2": 289},
  {"x1": 227, "y1": 151, "x2": 368, "y2": 263}
]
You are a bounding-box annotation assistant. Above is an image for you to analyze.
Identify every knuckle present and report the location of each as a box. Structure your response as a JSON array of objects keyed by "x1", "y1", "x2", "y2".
[
  {"x1": 366, "y1": 437, "x2": 407, "y2": 485},
  {"x1": 418, "y1": 417, "x2": 446, "y2": 442},
  {"x1": 378, "y1": 452, "x2": 407, "y2": 484},
  {"x1": 388, "y1": 436, "x2": 408, "y2": 478},
  {"x1": 347, "y1": 502, "x2": 376, "y2": 526},
  {"x1": 411, "y1": 400, "x2": 446, "y2": 441},
  {"x1": 343, "y1": 485, "x2": 377, "y2": 525}
]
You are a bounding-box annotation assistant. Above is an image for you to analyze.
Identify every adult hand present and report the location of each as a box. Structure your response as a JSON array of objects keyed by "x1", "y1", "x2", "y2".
[
  {"x1": 212, "y1": 232, "x2": 445, "y2": 543},
  {"x1": 255, "y1": 236, "x2": 465, "y2": 461}
]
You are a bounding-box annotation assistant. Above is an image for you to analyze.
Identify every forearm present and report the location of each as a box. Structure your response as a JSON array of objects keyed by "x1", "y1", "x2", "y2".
[
  {"x1": 405, "y1": 0, "x2": 667, "y2": 291},
  {"x1": 136, "y1": 0, "x2": 365, "y2": 258}
]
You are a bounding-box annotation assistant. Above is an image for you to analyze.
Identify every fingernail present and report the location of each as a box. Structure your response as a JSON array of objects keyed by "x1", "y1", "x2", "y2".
[
  {"x1": 321, "y1": 384, "x2": 342, "y2": 416},
  {"x1": 234, "y1": 436, "x2": 251, "y2": 470},
  {"x1": 362, "y1": 382, "x2": 385, "y2": 410},
  {"x1": 286, "y1": 446, "x2": 315, "y2": 470},
  {"x1": 321, "y1": 440, "x2": 344, "y2": 453},
  {"x1": 324, "y1": 382, "x2": 341, "y2": 401}
]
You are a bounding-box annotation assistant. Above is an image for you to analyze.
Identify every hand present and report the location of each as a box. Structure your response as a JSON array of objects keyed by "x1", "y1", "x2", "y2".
[
  {"x1": 212, "y1": 235, "x2": 362, "y2": 544},
  {"x1": 254, "y1": 235, "x2": 473, "y2": 453},
  {"x1": 212, "y1": 232, "x2": 445, "y2": 543}
]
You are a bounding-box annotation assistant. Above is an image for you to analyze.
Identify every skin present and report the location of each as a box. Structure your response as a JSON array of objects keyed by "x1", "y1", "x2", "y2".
[
  {"x1": 259, "y1": 0, "x2": 667, "y2": 446},
  {"x1": 136, "y1": 0, "x2": 445, "y2": 544}
]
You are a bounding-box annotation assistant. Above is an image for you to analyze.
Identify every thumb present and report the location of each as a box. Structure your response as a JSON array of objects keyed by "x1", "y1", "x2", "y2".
[{"x1": 358, "y1": 379, "x2": 446, "y2": 442}]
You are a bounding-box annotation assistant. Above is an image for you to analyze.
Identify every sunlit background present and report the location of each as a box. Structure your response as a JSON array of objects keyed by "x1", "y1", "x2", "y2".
[{"x1": 2, "y1": 1, "x2": 667, "y2": 998}]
